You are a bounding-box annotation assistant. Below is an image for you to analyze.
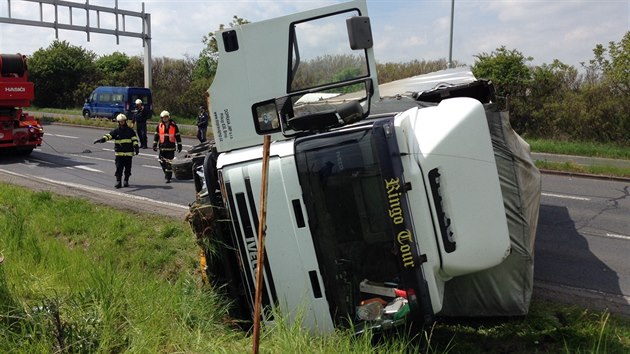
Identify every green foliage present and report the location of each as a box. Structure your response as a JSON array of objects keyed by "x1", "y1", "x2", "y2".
[
  {"x1": 472, "y1": 46, "x2": 533, "y2": 97},
  {"x1": 470, "y1": 36, "x2": 629, "y2": 145},
  {"x1": 151, "y1": 56, "x2": 201, "y2": 118},
  {"x1": 292, "y1": 54, "x2": 367, "y2": 90},
  {"x1": 1, "y1": 184, "x2": 629, "y2": 352},
  {"x1": 94, "y1": 52, "x2": 144, "y2": 87},
  {"x1": 590, "y1": 31, "x2": 630, "y2": 95},
  {"x1": 95, "y1": 52, "x2": 130, "y2": 79},
  {"x1": 28, "y1": 40, "x2": 97, "y2": 108},
  {"x1": 376, "y1": 58, "x2": 453, "y2": 84}
]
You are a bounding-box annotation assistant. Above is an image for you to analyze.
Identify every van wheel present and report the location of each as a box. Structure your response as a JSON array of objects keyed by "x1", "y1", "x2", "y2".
[{"x1": 83, "y1": 110, "x2": 91, "y2": 119}]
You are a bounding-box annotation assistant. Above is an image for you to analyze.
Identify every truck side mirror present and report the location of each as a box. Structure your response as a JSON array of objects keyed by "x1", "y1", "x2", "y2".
[{"x1": 346, "y1": 16, "x2": 373, "y2": 50}]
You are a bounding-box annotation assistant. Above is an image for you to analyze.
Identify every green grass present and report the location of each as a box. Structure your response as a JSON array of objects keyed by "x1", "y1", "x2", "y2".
[
  {"x1": 526, "y1": 138, "x2": 630, "y2": 178},
  {"x1": 535, "y1": 160, "x2": 630, "y2": 178},
  {"x1": 1, "y1": 183, "x2": 629, "y2": 353},
  {"x1": 527, "y1": 138, "x2": 630, "y2": 160}
]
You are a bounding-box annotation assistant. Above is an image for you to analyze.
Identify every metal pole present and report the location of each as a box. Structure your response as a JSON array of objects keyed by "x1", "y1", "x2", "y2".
[
  {"x1": 252, "y1": 135, "x2": 271, "y2": 354},
  {"x1": 143, "y1": 10, "x2": 152, "y2": 89},
  {"x1": 448, "y1": 0, "x2": 455, "y2": 68}
]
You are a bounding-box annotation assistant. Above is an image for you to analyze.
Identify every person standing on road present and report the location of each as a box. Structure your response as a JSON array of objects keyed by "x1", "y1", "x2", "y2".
[
  {"x1": 133, "y1": 99, "x2": 151, "y2": 149},
  {"x1": 196, "y1": 105, "x2": 209, "y2": 143},
  {"x1": 93, "y1": 113, "x2": 139, "y2": 188},
  {"x1": 153, "y1": 110, "x2": 182, "y2": 183}
]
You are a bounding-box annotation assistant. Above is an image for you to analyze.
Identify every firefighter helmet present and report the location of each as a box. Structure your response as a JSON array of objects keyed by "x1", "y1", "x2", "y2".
[
  {"x1": 160, "y1": 110, "x2": 170, "y2": 118},
  {"x1": 135, "y1": 99, "x2": 143, "y2": 105},
  {"x1": 116, "y1": 114, "x2": 127, "y2": 122}
]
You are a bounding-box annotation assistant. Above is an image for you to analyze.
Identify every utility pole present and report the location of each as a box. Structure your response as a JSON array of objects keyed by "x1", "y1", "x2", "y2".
[{"x1": 448, "y1": 0, "x2": 455, "y2": 69}]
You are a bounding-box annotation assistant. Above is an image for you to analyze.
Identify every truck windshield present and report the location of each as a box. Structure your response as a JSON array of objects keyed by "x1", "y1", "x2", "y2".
[{"x1": 295, "y1": 127, "x2": 401, "y2": 326}]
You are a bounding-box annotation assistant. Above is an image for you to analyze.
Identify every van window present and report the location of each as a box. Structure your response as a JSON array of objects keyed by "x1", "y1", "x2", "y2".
[
  {"x1": 131, "y1": 94, "x2": 150, "y2": 104},
  {"x1": 112, "y1": 94, "x2": 124, "y2": 102},
  {"x1": 99, "y1": 93, "x2": 111, "y2": 102}
]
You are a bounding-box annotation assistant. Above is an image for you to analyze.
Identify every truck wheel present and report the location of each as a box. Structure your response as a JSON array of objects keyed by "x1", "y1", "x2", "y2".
[
  {"x1": 83, "y1": 110, "x2": 91, "y2": 119},
  {"x1": 172, "y1": 157, "x2": 194, "y2": 180}
]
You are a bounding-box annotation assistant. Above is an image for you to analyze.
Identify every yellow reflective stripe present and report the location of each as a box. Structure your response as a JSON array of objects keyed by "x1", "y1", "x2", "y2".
[
  {"x1": 105, "y1": 134, "x2": 113, "y2": 140},
  {"x1": 114, "y1": 138, "x2": 134, "y2": 143},
  {"x1": 115, "y1": 152, "x2": 135, "y2": 156},
  {"x1": 161, "y1": 147, "x2": 176, "y2": 151}
]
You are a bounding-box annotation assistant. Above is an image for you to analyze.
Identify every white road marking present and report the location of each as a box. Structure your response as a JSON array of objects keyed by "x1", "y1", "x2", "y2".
[
  {"x1": 0, "y1": 169, "x2": 188, "y2": 209},
  {"x1": 46, "y1": 134, "x2": 79, "y2": 139},
  {"x1": 606, "y1": 233, "x2": 630, "y2": 241},
  {"x1": 542, "y1": 192, "x2": 591, "y2": 201},
  {"x1": 142, "y1": 165, "x2": 162, "y2": 169},
  {"x1": 72, "y1": 166, "x2": 103, "y2": 173},
  {"x1": 67, "y1": 154, "x2": 113, "y2": 163}
]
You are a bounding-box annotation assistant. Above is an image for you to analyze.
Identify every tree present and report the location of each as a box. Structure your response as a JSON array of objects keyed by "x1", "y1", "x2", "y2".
[
  {"x1": 589, "y1": 31, "x2": 630, "y2": 95},
  {"x1": 28, "y1": 40, "x2": 96, "y2": 108},
  {"x1": 524, "y1": 60, "x2": 581, "y2": 137},
  {"x1": 472, "y1": 46, "x2": 533, "y2": 133},
  {"x1": 151, "y1": 57, "x2": 197, "y2": 117}
]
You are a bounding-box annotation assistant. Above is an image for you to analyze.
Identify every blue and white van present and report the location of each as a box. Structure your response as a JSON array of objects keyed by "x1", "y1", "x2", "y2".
[{"x1": 82, "y1": 86, "x2": 152, "y2": 120}]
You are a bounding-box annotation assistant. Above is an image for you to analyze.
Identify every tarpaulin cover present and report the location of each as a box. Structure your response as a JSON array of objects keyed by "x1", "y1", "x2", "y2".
[{"x1": 439, "y1": 108, "x2": 541, "y2": 316}]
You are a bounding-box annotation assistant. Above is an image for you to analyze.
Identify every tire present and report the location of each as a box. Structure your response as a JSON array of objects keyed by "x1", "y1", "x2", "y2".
[
  {"x1": 171, "y1": 156, "x2": 194, "y2": 180},
  {"x1": 187, "y1": 141, "x2": 213, "y2": 155},
  {"x1": 83, "y1": 110, "x2": 91, "y2": 119}
]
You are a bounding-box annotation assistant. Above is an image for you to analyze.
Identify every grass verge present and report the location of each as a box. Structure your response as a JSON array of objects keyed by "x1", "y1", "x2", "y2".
[
  {"x1": 0, "y1": 183, "x2": 628, "y2": 353},
  {"x1": 535, "y1": 160, "x2": 630, "y2": 179},
  {"x1": 527, "y1": 139, "x2": 630, "y2": 160}
]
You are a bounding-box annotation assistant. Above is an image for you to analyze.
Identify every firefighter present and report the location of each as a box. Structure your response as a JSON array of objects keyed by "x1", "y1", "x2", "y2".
[
  {"x1": 196, "y1": 105, "x2": 209, "y2": 143},
  {"x1": 133, "y1": 98, "x2": 151, "y2": 149},
  {"x1": 94, "y1": 113, "x2": 139, "y2": 188},
  {"x1": 152, "y1": 110, "x2": 182, "y2": 183}
]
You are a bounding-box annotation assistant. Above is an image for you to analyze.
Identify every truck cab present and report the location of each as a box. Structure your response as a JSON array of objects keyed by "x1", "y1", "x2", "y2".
[{"x1": 190, "y1": 0, "x2": 539, "y2": 334}]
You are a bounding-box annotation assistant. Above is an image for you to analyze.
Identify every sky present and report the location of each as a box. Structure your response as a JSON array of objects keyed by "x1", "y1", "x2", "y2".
[{"x1": 0, "y1": 0, "x2": 629, "y2": 69}]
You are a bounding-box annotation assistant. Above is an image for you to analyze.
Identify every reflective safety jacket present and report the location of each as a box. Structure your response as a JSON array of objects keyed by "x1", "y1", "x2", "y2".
[
  {"x1": 154, "y1": 120, "x2": 182, "y2": 151},
  {"x1": 103, "y1": 125, "x2": 139, "y2": 156}
]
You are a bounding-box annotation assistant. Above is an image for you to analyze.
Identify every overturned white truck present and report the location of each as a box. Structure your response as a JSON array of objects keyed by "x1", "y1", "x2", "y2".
[{"x1": 187, "y1": 0, "x2": 541, "y2": 334}]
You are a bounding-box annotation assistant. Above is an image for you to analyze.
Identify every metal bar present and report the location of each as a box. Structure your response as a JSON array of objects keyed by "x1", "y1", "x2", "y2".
[
  {"x1": 115, "y1": 0, "x2": 119, "y2": 44},
  {"x1": 448, "y1": 0, "x2": 455, "y2": 68},
  {"x1": 21, "y1": 0, "x2": 142, "y2": 17},
  {"x1": 54, "y1": 0, "x2": 58, "y2": 38},
  {"x1": 252, "y1": 134, "x2": 271, "y2": 354},
  {"x1": 86, "y1": 0, "x2": 90, "y2": 41},
  {"x1": 0, "y1": 18, "x2": 145, "y2": 39},
  {"x1": 1, "y1": 0, "x2": 152, "y2": 87}
]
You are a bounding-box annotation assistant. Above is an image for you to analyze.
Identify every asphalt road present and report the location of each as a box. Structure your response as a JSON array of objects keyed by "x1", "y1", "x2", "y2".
[
  {"x1": 0, "y1": 124, "x2": 198, "y2": 219},
  {"x1": 1, "y1": 124, "x2": 629, "y2": 315},
  {"x1": 534, "y1": 174, "x2": 630, "y2": 315}
]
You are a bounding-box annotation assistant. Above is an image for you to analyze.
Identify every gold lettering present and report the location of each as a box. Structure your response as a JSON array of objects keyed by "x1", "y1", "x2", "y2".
[
  {"x1": 401, "y1": 249, "x2": 415, "y2": 268},
  {"x1": 397, "y1": 230, "x2": 412, "y2": 243},
  {"x1": 384, "y1": 178, "x2": 400, "y2": 194}
]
